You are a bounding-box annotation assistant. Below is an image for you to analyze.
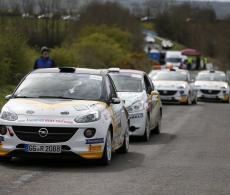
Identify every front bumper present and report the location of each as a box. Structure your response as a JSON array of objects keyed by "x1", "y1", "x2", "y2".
[
  {"x1": 157, "y1": 89, "x2": 189, "y2": 104},
  {"x1": 0, "y1": 121, "x2": 109, "y2": 160},
  {"x1": 197, "y1": 90, "x2": 229, "y2": 102},
  {"x1": 128, "y1": 111, "x2": 147, "y2": 136}
]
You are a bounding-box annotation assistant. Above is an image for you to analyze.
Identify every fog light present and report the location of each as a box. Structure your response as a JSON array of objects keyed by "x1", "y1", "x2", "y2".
[
  {"x1": 179, "y1": 90, "x2": 184, "y2": 95},
  {"x1": 0, "y1": 126, "x2": 7, "y2": 135},
  {"x1": 84, "y1": 128, "x2": 96, "y2": 138},
  {"x1": 223, "y1": 90, "x2": 227, "y2": 94}
]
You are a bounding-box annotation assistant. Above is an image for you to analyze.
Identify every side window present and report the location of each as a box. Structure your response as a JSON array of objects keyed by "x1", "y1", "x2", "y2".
[
  {"x1": 144, "y1": 75, "x2": 152, "y2": 94},
  {"x1": 105, "y1": 76, "x2": 117, "y2": 99},
  {"x1": 148, "y1": 76, "x2": 155, "y2": 91}
]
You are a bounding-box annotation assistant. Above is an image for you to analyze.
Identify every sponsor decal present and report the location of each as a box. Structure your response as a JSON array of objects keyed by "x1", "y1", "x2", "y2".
[
  {"x1": 89, "y1": 145, "x2": 102, "y2": 152},
  {"x1": 20, "y1": 118, "x2": 74, "y2": 124},
  {"x1": 86, "y1": 138, "x2": 104, "y2": 144},
  {"x1": 60, "y1": 111, "x2": 70, "y2": 115},
  {"x1": 26, "y1": 110, "x2": 35, "y2": 115},
  {"x1": 129, "y1": 113, "x2": 144, "y2": 119}
]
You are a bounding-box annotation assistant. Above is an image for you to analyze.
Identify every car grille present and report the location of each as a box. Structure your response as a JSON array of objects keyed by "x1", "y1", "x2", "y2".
[
  {"x1": 158, "y1": 90, "x2": 177, "y2": 96},
  {"x1": 200, "y1": 90, "x2": 220, "y2": 95},
  {"x1": 12, "y1": 126, "x2": 78, "y2": 143}
]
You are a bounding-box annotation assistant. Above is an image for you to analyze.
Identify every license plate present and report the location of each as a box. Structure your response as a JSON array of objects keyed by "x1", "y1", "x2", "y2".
[
  {"x1": 204, "y1": 95, "x2": 217, "y2": 99},
  {"x1": 25, "y1": 144, "x2": 62, "y2": 153},
  {"x1": 162, "y1": 96, "x2": 173, "y2": 100}
]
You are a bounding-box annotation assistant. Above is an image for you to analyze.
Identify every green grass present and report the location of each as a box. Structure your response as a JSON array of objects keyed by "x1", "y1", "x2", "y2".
[
  {"x1": 0, "y1": 85, "x2": 16, "y2": 108},
  {"x1": 172, "y1": 41, "x2": 186, "y2": 50},
  {"x1": 142, "y1": 22, "x2": 155, "y2": 31}
]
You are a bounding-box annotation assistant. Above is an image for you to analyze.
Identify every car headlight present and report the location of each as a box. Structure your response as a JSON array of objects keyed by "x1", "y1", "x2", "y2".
[
  {"x1": 221, "y1": 86, "x2": 229, "y2": 94},
  {"x1": 74, "y1": 111, "x2": 100, "y2": 123},
  {"x1": 0, "y1": 111, "x2": 18, "y2": 121},
  {"x1": 177, "y1": 86, "x2": 185, "y2": 89},
  {"x1": 127, "y1": 101, "x2": 144, "y2": 113}
]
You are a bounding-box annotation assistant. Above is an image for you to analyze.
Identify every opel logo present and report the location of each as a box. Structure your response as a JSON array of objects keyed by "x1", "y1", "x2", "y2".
[
  {"x1": 38, "y1": 128, "x2": 48, "y2": 138},
  {"x1": 208, "y1": 90, "x2": 212, "y2": 93}
]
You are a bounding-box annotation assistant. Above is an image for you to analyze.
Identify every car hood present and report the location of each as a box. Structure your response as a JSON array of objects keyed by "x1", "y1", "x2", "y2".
[
  {"x1": 154, "y1": 81, "x2": 188, "y2": 90},
  {"x1": 195, "y1": 81, "x2": 229, "y2": 89},
  {"x1": 2, "y1": 98, "x2": 107, "y2": 116},
  {"x1": 117, "y1": 92, "x2": 146, "y2": 107}
]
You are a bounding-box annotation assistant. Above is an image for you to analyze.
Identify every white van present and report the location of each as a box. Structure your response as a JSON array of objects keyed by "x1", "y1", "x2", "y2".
[{"x1": 165, "y1": 51, "x2": 183, "y2": 68}]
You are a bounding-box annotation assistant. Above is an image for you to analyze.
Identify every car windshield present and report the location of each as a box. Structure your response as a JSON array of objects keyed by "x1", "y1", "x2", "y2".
[
  {"x1": 166, "y1": 58, "x2": 182, "y2": 63},
  {"x1": 14, "y1": 73, "x2": 103, "y2": 100},
  {"x1": 196, "y1": 73, "x2": 226, "y2": 82},
  {"x1": 153, "y1": 71, "x2": 188, "y2": 81},
  {"x1": 110, "y1": 73, "x2": 143, "y2": 92},
  {"x1": 149, "y1": 71, "x2": 160, "y2": 79}
]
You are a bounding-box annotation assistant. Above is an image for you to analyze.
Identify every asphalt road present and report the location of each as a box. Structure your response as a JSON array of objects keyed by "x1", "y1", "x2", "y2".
[{"x1": 1, "y1": 102, "x2": 230, "y2": 195}]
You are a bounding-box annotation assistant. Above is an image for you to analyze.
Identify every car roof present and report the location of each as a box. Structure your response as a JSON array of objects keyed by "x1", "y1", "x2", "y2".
[
  {"x1": 198, "y1": 70, "x2": 225, "y2": 75},
  {"x1": 33, "y1": 67, "x2": 106, "y2": 75},
  {"x1": 107, "y1": 68, "x2": 146, "y2": 76}
]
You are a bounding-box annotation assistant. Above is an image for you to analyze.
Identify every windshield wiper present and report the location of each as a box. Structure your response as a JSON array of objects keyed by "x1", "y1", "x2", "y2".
[{"x1": 38, "y1": 96, "x2": 75, "y2": 100}]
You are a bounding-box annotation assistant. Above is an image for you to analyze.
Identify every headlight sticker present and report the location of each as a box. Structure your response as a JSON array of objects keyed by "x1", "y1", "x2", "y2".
[{"x1": 86, "y1": 138, "x2": 104, "y2": 144}]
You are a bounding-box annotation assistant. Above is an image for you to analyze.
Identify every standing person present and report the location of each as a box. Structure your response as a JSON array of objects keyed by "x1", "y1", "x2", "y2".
[{"x1": 34, "y1": 46, "x2": 56, "y2": 69}]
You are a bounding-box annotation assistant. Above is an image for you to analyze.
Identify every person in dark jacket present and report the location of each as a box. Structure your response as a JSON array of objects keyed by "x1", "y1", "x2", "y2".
[{"x1": 34, "y1": 46, "x2": 56, "y2": 69}]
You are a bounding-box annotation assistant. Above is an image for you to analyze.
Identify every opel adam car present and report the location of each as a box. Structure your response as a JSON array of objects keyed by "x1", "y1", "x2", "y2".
[
  {"x1": 195, "y1": 70, "x2": 230, "y2": 103},
  {"x1": 0, "y1": 68, "x2": 129, "y2": 165},
  {"x1": 108, "y1": 68, "x2": 162, "y2": 141},
  {"x1": 152, "y1": 69, "x2": 197, "y2": 104}
]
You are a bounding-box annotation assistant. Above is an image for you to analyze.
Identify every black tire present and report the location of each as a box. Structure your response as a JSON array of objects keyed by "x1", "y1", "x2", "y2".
[
  {"x1": 192, "y1": 97, "x2": 197, "y2": 105},
  {"x1": 100, "y1": 130, "x2": 112, "y2": 165},
  {"x1": 117, "y1": 130, "x2": 129, "y2": 154},
  {"x1": 153, "y1": 118, "x2": 161, "y2": 135},
  {"x1": 0, "y1": 156, "x2": 11, "y2": 163},
  {"x1": 142, "y1": 117, "x2": 150, "y2": 142}
]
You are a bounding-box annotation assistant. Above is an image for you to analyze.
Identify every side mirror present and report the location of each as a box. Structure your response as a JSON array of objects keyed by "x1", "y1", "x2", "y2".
[
  {"x1": 110, "y1": 97, "x2": 121, "y2": 104},
  {"x1": 5, "y1": 94, "x2": 12, "y2": 100}
]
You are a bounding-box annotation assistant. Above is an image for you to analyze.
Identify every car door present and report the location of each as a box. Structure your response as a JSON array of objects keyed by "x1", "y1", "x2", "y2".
[
  {"x1": 105, "y1": 76, "x2": 126, "y2": 148},
  {"x1": 144, "y1": 75, "x2": 160, "y2": 129},
  {"x1": 143, "y1": 74, "x2": 156, "y2": 129}
]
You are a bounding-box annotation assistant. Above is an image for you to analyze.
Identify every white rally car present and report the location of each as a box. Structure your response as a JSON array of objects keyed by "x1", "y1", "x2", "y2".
[
  {"x1": 152, "y1": 69, "x2": 197, "y2": 104},
  {"x1": 0, "y1": 68, "x2": 129, "y2": 165},
  {"x1": 108, "y1": 69, "x2": 162, "y2": 141},
  {"x1": 195, "y1": 70, "x2": 230, "y2": 103}
]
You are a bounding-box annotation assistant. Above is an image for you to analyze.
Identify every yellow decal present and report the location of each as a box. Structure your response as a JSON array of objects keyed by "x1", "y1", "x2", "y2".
[
  {"x1": 79, "y1": 152, "x2": 103, "y2": 159},
  {"x1": 89, "y1": 145, "x2": 102, "y2": 152}
]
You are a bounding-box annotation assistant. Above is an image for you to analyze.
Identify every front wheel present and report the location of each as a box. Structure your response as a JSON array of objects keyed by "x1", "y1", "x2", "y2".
[
  {"x1": 117, "y1": 130, "x2": 129, "y2": 154},
  {"x1": 153, "y1": 116, "x2": 162, "y2": 135},
  {"x1": 192, "y1": 96, "x2": 198, "y2": 104},
  {"x1": 0, "y1": 156, "x2": 12, "y2": 163},
  {"x1": 142, "y1": 117, "x2": 150, "y2": 142},
  {"x1": 100, "y1": 130, "x2": 112, "y2": 165}
]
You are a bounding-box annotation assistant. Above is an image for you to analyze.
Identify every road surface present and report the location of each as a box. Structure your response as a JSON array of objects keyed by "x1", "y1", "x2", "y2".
[{"x1": 1, "y1": 102, "x2": 230, "y2": 195}]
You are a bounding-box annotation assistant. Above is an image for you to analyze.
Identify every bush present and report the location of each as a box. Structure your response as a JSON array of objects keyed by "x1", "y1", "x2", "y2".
[
  {"x1": 79, "y1": 25, "x2": 133, "y2": 52},
  {"x1": 51, "y1": 47, "x2": 75, "y2": 67},
  {"x1": 73, "y1": 33, "x2": 126, "y2": 68},
  {"x1": 0, "y1": 31, "x2": 36, "y2": 85}
]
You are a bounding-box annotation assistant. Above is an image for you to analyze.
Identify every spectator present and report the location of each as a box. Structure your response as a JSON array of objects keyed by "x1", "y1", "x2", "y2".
[{"x1": 34, "y1": 46, "x2": 56, "y2": 69}]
